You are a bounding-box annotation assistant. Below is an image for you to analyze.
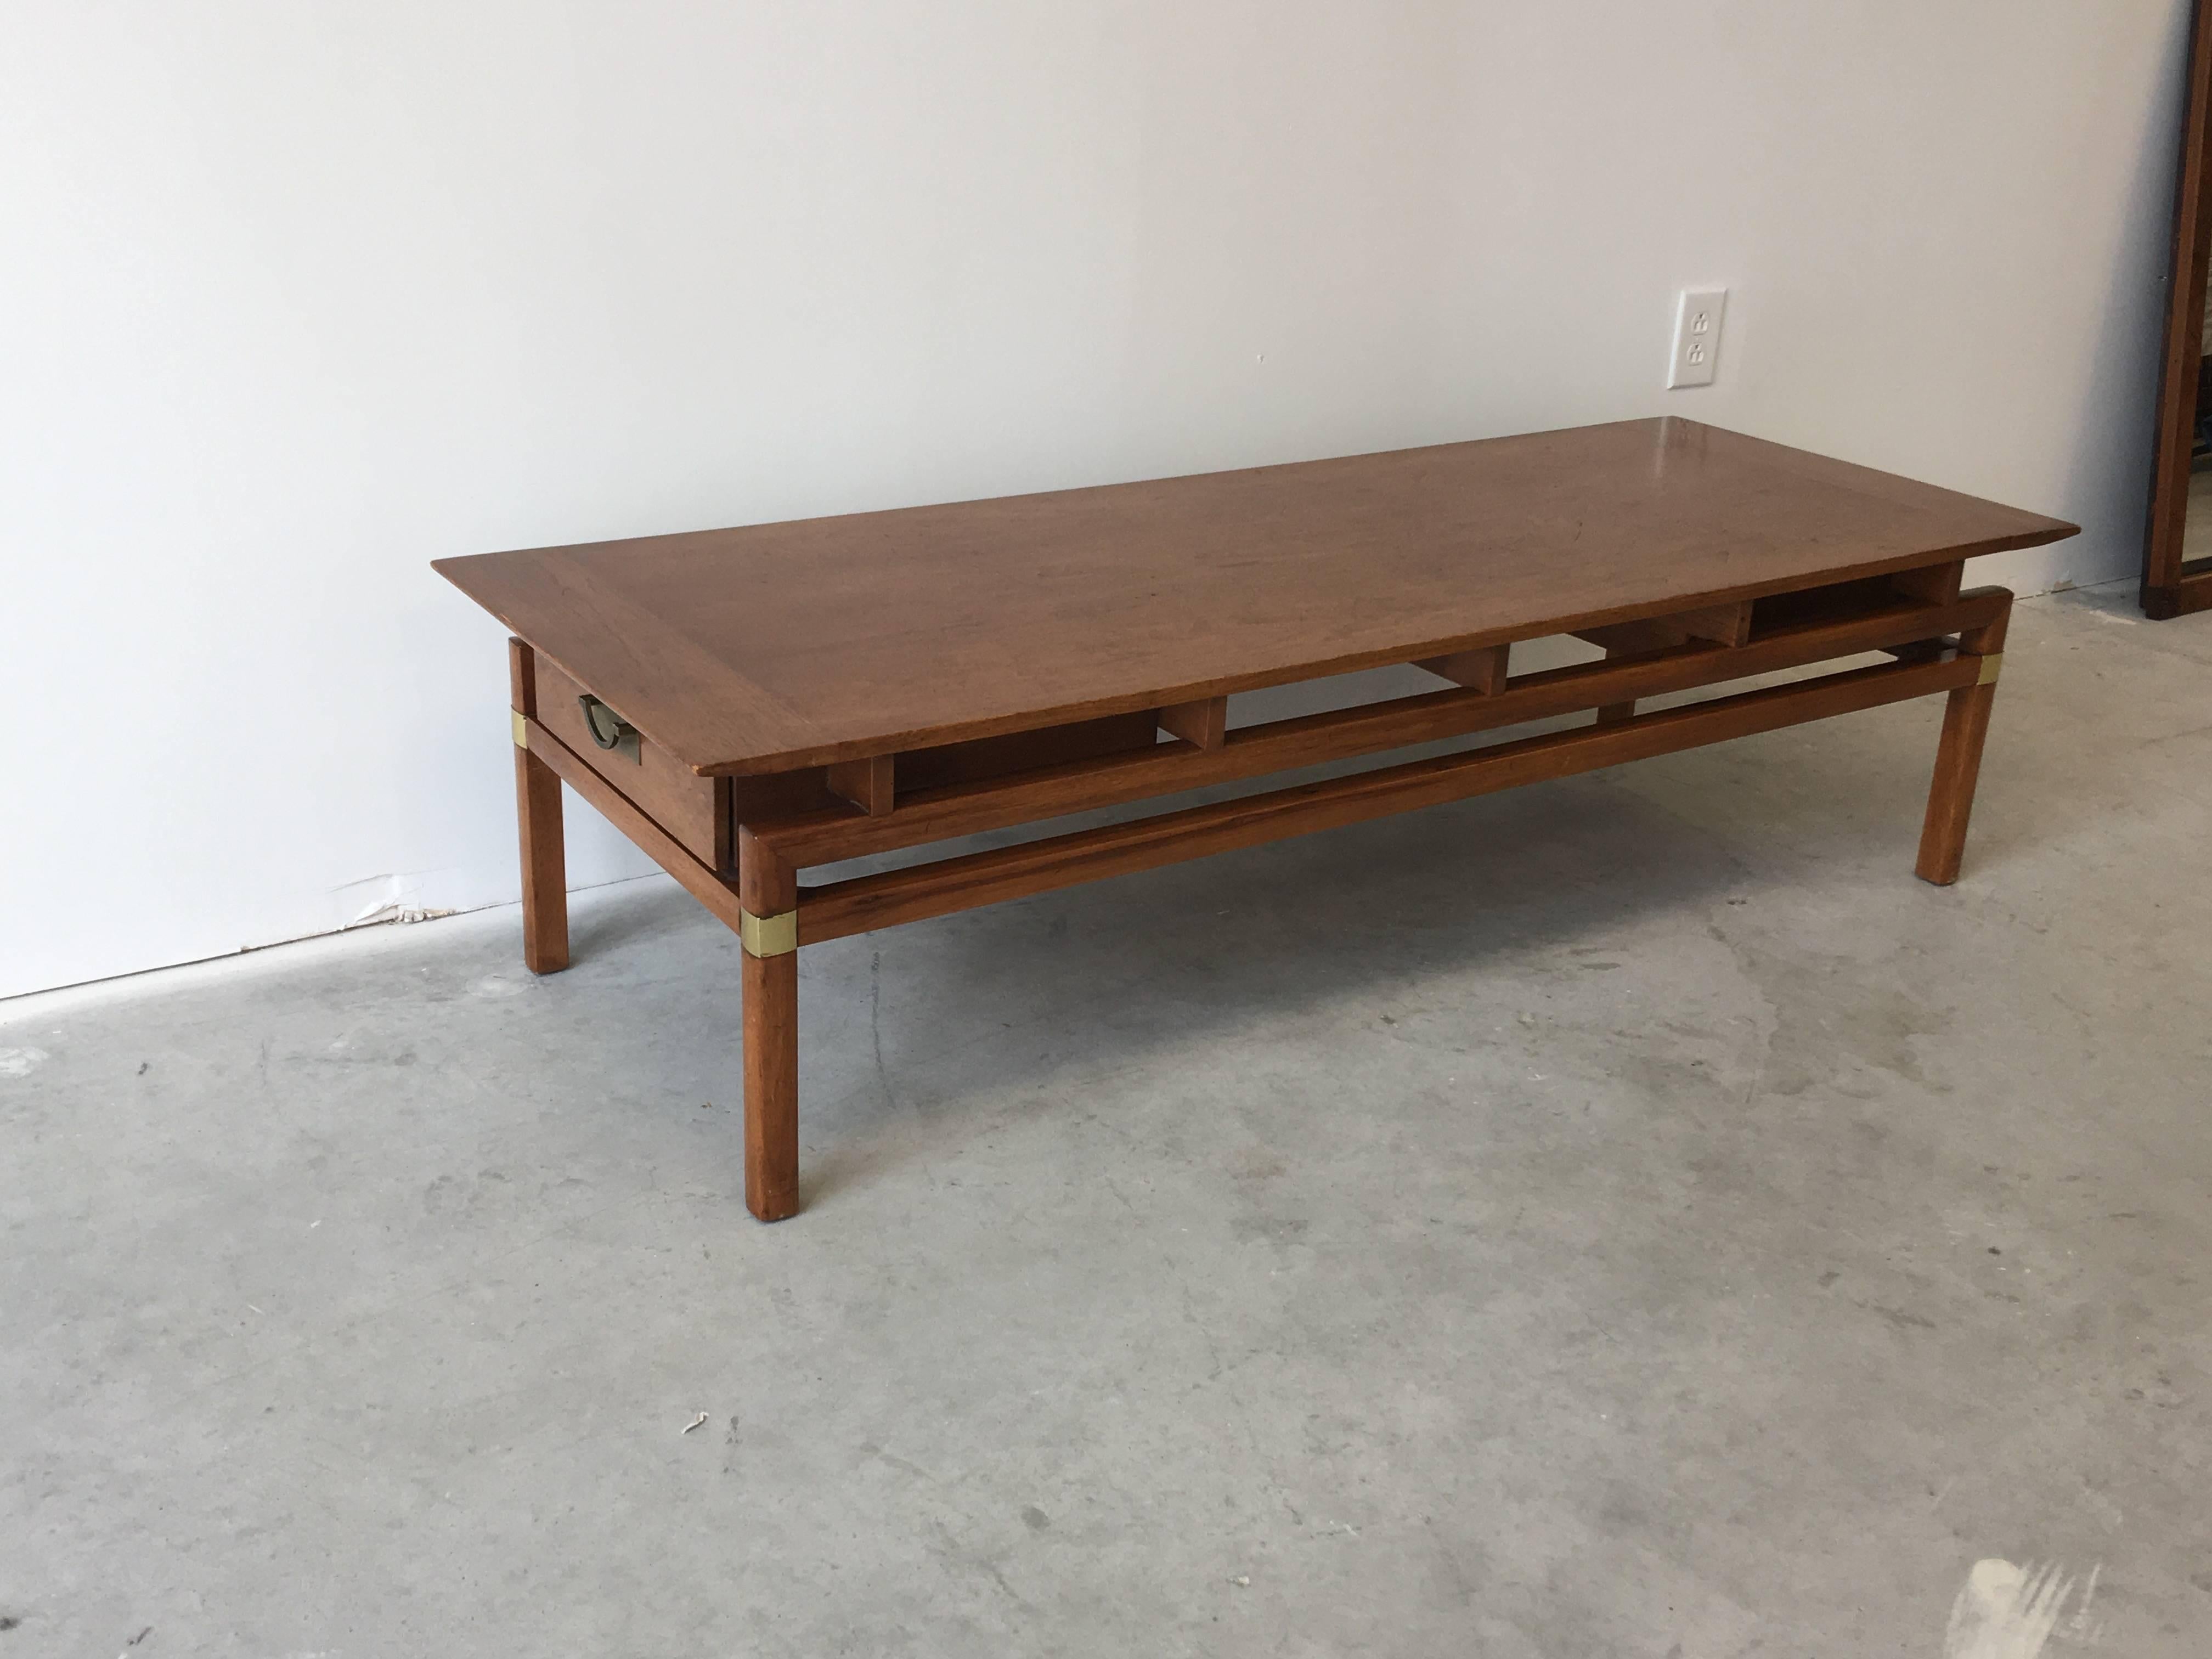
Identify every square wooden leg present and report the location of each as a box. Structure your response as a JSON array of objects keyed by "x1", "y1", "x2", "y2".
[
  {"x1": 514, "y1": 744, "x2": 571, "y2": 973},
  {"x1": 743, "y1": 950, "x2": 799, "y2": 1220},
  {"x1": 510, "y1": 639, "x2": 569, "y2": 974},
  {"x1": 740, "y1": 827, "x2": 800, "y2": 1221},
  {"x1": 1915, "y1": 602, "x2": 2010, "y2": 886}
]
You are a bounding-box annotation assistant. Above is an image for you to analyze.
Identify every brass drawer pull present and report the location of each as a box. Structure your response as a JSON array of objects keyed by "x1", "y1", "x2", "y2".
[{"x1": 578, "y1": 695, "x2": 641, "y2": 763}]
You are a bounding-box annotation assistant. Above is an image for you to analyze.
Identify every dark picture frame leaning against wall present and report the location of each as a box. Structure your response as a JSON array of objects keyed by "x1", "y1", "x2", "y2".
[{"x1": 2145, "y1": 0, "x2": 2212, "y2": 618}]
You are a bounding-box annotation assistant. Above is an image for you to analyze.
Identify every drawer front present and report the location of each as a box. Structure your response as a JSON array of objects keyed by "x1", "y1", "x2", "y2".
[{"x1": 531, "y1": 656, "x2": 729, "y2": 870}]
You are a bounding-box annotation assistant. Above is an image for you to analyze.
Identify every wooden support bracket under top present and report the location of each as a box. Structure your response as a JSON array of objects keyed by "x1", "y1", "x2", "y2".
[
  {"x1": 1575, "y1": 598, "x2": 1752, "y2": 655},
  {"x1": 1892, "y1": 561, "x2": 1965, "y2": 605},
  {"x1": 1415, "y1": 643, "x2": 1510, "y2": 694},
  {"x1": 826, "y1": 754, "x2": 895, "y2": 815},
  {"x1": 1157, "y1": 696, "x2": 1228, "y2": 750}
]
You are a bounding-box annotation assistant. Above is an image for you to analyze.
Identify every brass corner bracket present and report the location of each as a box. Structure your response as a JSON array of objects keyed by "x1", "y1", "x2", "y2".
[
  {"x1": 740, "y1": 907, "x2": 799, "y2": 959},
  {"x1": 511, "y1": 709, "x2": 529, "y2": 748},
  {"x1": 1976, "y1": 652, "x2": 2003, "y2": 686}
]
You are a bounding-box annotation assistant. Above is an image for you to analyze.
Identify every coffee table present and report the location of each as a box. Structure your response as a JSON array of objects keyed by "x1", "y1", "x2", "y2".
[{"x1": 435, "y1": 417, "x2": 2076, "y2": 1220}]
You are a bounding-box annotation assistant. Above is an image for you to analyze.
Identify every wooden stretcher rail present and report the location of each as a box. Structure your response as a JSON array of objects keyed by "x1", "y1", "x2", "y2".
[
  {"x1": 758, "y1": 589, "x2": 2007, "y2": 867},
  {"x1": 792, "y1": 650, "x2": 1982, "y2": 946}
]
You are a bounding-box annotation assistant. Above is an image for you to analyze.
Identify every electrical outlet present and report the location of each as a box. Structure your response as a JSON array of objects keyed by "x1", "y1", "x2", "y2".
[{"x1": 1667, "y1": 287, "x2": 1727, "y2": 389}]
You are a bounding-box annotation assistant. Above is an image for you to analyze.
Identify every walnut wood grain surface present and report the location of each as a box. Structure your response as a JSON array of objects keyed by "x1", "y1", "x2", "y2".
[{"x1": 436, "y1": 417, "x2": 2074, "y2": 776}]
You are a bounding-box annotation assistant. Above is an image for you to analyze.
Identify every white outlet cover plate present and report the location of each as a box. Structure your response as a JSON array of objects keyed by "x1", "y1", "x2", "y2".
[{"x1": 1667, "y1": 287, "x2": 1727, "y2": 389}]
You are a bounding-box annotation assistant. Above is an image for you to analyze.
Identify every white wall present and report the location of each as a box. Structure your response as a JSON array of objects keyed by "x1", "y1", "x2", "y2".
[{"x1": 1, "y1": 1, "x2": 2190, "y2": 999}]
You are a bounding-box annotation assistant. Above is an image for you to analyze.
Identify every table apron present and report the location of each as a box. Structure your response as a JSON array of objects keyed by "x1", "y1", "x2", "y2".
[
  {"x1": 759, "y1": 588, "x2": 2006, "y2": 868},
  {"x1": 789, "y1": 651, "x2": 1979, "y2": 947},
  {"x1": 521, "y1": 623, "x2": 1988, "y2": 955}
]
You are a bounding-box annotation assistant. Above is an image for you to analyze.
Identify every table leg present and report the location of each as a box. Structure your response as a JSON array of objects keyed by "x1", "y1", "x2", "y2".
[
  {"x1": 740, "y1": 828, "x2": 800, "y2": 1221},
  {"x1": 1915, "y1": 601, "x2": 2011, "y2": 885},
  {"x1": 510, "y1": 641, "x2": 569, "y2": 974}
]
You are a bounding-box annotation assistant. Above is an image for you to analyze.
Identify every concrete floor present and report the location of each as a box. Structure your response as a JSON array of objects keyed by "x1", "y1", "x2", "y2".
[{"x1": 3, "y1": 582, "x2": 2209, "y2": 1656}]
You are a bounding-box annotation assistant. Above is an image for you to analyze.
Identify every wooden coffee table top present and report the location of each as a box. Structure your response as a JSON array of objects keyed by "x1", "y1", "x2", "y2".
[{"x1": 435, "y1": 417, "x2": 2075, "y2": 776}]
